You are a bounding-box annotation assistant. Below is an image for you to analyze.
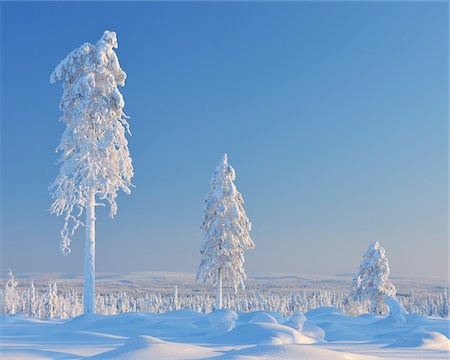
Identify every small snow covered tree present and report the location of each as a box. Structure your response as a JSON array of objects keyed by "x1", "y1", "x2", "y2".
[
  {"x1": 4, "y1": 269, "x2": 19, "y2": 315},
  {"x1": 439, "y1": 287, "x2": 449, "y2": 318},
  {"x1": 49, "y1": 31, "x2": 133, "y2": 314},
  {"x1": 173, "y1": 286, "x2": 179, "y2": 310},
  {"x1": 25, "y1": 281, "x2": 38, "y2": 317},
  {"x1": 196, "y1": 154, "x2": 255, "y2": 309},
  {"x1": 0, "y1": 290, "x2": 5, "y2": 314},
  {"x1": 350, "y1": 241, "x2": 396, "y2": 314},
  {"x1": 44, "y1": 283, "x2": 58, "y2": 319}
]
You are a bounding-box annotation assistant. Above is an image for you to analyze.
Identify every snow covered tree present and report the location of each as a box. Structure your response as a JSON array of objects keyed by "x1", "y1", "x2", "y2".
[
  {"x1": 44, "y1": 282, "x2": 58, "y2": 319},
  {"x1": 438, "y1": 287, "x2": 449, "y2": 318},
  {"x1": 25, "y1": 281, "x2": 38, "y2": 317},
  {"x1": 49, "y1": 31, "x2": 133, "y2": 314},
  {"x1": 4, "y1": 269, "x2": 19, "y2": 315},
  {"x1": 196, "y1": 154, "x2": 255, "y2": 309},
  {"x1": 117, "y1": 291, "x2": 130, "y2": 313},
  {"x1": 350, "y1": 241, "x2": 396, "y2": 314},
  {"x1": 0, "y1": 290, "x2": 5, "y2": 314},
  {"x1": 173, "y1": 286, "x2": 179, "y2": 310}
]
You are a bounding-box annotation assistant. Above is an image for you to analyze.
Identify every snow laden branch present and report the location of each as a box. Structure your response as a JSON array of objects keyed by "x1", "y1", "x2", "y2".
[
  {"x1": 49, "y1": 31, "x2": 133, "y2": 256},
  {"x1": 196, "y1": 154, "x2": 255, "y2": 308},
  {"x1": 350, "y1": 241, "x2": 396, "y2": 314}
]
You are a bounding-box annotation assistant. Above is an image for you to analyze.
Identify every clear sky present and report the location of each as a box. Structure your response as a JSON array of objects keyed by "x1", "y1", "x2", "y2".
[{"x1": 1, "y1": 2, "x2": 448, "y2": 278}]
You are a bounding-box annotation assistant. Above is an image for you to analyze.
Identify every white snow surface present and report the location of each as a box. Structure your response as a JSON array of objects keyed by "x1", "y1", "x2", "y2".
[{"x1": 1, "y1": 308, "x2": 448, "y2": 359}]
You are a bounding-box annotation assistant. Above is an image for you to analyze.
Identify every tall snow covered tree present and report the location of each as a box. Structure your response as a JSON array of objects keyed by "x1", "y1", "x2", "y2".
[
  {"x1": 49, "y1": 31, "x2": 133, "y2": 314},
  {"x1": 196, "y1": 154, "x2": 255, "y2": 309},
  {"x1": 350, "y1": 241, "x2": 396, "y2": 314}
]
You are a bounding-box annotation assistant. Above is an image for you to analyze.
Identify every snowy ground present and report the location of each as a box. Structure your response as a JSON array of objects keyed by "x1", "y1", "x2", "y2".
[
  {"x1": 2, "y1": 273, "x2": 448, "y2": 359},
  {"x1": 1, "y1": 307, "x2": 449, "y2": 359}
]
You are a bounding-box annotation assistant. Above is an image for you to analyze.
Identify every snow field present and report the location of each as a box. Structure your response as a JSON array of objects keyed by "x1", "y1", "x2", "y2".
[{"x1": 1, "y1": 305, "x2": 449, "y2": 359}]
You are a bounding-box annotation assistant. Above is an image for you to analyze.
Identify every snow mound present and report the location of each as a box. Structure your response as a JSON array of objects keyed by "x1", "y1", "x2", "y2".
[
  {"x1": 90, "y1": 335, "x2": 216, "y2": 359},
  {"x1": 215, "y1": 343, "x2": 375, "y2": 359},
  {"x1": 249, "y1": 311, "x2": 278, "y2": 324},
  {"x1": 305, "y1": 307, "x2": 343, "y2": 319},
  {"x1": 385, "y1": 329, "x2": 450, "y2": 350},
  {"x1": 317, "y1": 322, "x2": 370, "y2": 341},
  {"x1": 302, "y1": 324, "x2": 326, "y2": 340},
  {"x1": 126, "y1": 335, "x2": 165, "y2": 345},
  {"x1": 207, "y1": 309, "x2": 238, "y2": 335},
  {"x1": 283, "y1": 312, "x2": 306, "y2": 330},
  {"x1": 385, "y1": 296, "x2": 407, "y2": 324},
  {"x1": 238, "y1": 310, "x2": 284, "y2": 324},
  {"x1": 215, "y1": 322, "x2": 318, "y2": 345}
]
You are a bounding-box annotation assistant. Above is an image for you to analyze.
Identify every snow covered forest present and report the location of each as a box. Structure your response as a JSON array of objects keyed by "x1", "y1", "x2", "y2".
[{"x1": 1, "y1": 271, "x2": 448, "y2": 320}]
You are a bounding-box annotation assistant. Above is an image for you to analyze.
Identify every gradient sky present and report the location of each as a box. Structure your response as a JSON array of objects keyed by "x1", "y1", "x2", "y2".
[{"x1": 1, "y1": 2, "x2": 448, "y2": 278}]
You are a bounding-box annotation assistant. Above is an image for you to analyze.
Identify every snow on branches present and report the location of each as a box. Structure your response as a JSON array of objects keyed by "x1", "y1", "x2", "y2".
[
  {"x1": 49, "y1": 31, "x2": 133, "y2": 255},
  {"x1": 196, "y1": 154, "x2": 255, "y2": 295},
  {"x1": 350, "y1": 241, "x2": 397, "y2": 314}
]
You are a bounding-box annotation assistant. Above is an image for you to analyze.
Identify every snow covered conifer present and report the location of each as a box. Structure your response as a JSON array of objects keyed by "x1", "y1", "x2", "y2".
[
  {"x1": 196, "y1": 154, "x2": 255, "y2": 309},
  {"x1": 4, "y1": 269, "x2": 19, "y2": 315},
  {"x1": 49, "y1": 31, "x2": 133, "y2": 314},
  {"x1": 44, "y1": 283, "x2": 58, "y2": 319},
  {"x1": 439, "y1": 287, "x2": 449, "y2": 318},
  {"x1": 350, "y1": 241, "x2": 396, "y2": 314},
  {"x1": 173, "y1": 286, "x2": 179, "y2": 310},
  {"x1": 26, "y1": 281, "x2": 38, "y2": 317},
  {"x1": 0, "y1": 290, "x2": 5, "y2": 314}
]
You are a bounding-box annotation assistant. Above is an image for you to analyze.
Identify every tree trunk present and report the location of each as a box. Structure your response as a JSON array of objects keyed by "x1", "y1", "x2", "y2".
[
  {"x1": 84, "y1": 190, "x2": 96, "y2": 314},
  {"x1": 216, "y1": 268, "x2": 223, "y2": 309},
  {"x1": 371, "y1": 294, "x2": 384, "y2": 315}
]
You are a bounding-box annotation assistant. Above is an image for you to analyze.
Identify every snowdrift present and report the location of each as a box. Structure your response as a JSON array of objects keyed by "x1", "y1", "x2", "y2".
[
  {"x1": 1, "y1": 309, "x2": 449, "y2": 359},
  {"x1": 214, "y1": 322, "x2": 318, "y2": 345},
  {"x1": 385, "y1": 328, "x2": 450, "y2": 350},
  {"x1": 89, "y1": 335, "x2": 216, "y2": 360}
]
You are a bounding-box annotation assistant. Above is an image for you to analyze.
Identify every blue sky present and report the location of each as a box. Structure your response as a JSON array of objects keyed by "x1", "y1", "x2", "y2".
[{"x1": 1, "y1": 2, "x2": 448, "y2": 277}]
